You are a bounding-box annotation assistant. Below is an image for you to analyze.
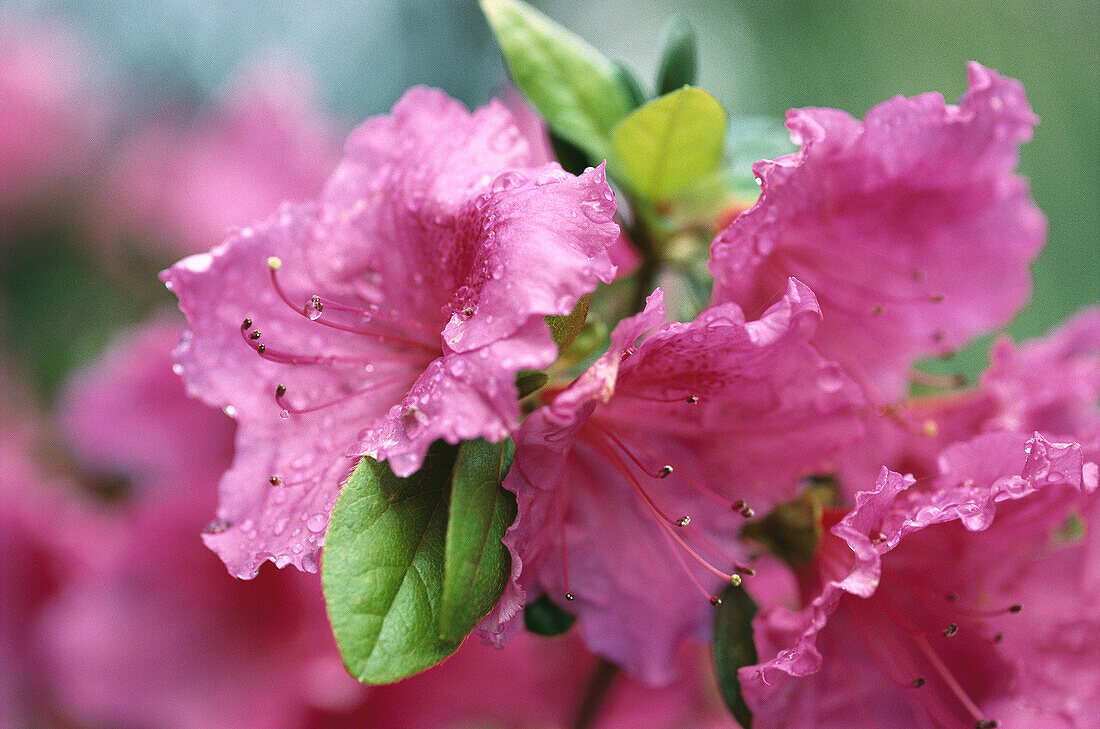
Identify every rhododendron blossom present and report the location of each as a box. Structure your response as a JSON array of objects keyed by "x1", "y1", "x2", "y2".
[
  {"x1": 709, "y1": 63, "x2": 1046, "y2": 400},
  {"x1": 742, "y1": 432, "x2": 1098, "y2": 729},
  {"x1": 502, "y1": 281, "x2": 865, "y2": 683},
  {"x1": 163, "y1": 86, "x2": 620, "y2": 577}
]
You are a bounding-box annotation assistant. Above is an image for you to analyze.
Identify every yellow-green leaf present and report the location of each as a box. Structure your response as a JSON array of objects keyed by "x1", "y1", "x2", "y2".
[{"x1": 611, "y1": 86, "x2": 727, "y2": 201}]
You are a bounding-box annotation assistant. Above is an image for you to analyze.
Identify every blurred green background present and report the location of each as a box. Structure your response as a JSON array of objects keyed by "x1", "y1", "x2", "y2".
[{"x1": 2, "y1": 0, "x2": 1097, "y2": 397}]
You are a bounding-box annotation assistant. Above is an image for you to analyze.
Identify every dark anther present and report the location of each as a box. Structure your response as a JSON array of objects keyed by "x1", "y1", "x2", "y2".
[
  {"x1": 994, "y1": 633, "x2": 1004, "y2": 643},
  {"x1": 911, "y1": 678, "x2": 925, "y2": 688},
  {"x1": 276, "y1": 384, "x2": 287, "y2": 397},
  {"x1": 871, "y1": 305, "x2": 885, "y2": 316},
  {"x1": 269, "y1": 476, "x2": 282, "y2": 486},
  {"x1": 659, "y1": 465, "x2": 674, "y2": 478},
  {"x1": 709, "y1": 596, "x2": 722, "y2": 606},
  {"x1": 242, "y1": 318, "x2": 253, "y2": 330},
  {"x1": 686, "y1": 395, "x2": 699, "y2": 404},
  {"x1": 250, "y1": 330, "x2": 262, "y2": 340},
  {"x1": 463, "y1": 306, "x2": 474, "y2": 317},
  {"x1": 1009, "y1": 604, "x2": 1022, "y2": 613},
  {"x1": 976, "y1": 720, "x2": 1000, "y2": 729},
  {"x1": 943, "y1": 623, "x2": 959, "y2": 637},
  {"x1": 945, "y1": 592, "x2": 958, "y2": 602},
  {"x1": 676, "y1": 516, "x2": 691, "y2": 527},
  {"x1": 257, "y1": 344, "x2": 266, "y2": 353},
  {"x1": 565, "y1": 592, "x2": 575, "y2": 601}
]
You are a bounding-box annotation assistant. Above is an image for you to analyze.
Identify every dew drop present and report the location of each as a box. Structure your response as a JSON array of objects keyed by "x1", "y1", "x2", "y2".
[
  {"x1": 279, "y1": 409, "x2": 290, "y2": 419},
  {"x1": 306, "y1": 295, "x2": 324, "y2": 320},
  {"x1": 222, "y1": 405, "x2": 238, "y2": 418},
  {"x1": 491, "y1": 170, "x2": 527, "y2": 193},
  {"x1": 306, "y1": 514, "x2": 327, "y2": 533},
  {"x1": 171, "y1": 363, "x2": 184, "y2": 376},
  {"x1": 203, "y1": 518, "x2": 232, "y2": 535}
]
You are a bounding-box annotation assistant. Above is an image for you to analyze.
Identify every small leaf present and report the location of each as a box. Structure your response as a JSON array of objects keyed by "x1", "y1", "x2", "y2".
[
  {"x1": 439, "y1": 438, "x2": 518, "y2": 641},
  {"x1": 524, "y1": 595, "x2": 577, "y2": 636},
  {"x1": 481, "y1": 0, "x2": 632, "y2": 160},
  {"x1": 515, "y1": 370, "x2": 550, "y2": 398},
  {"x1": 611, "y1": 86, "x2": 727, "y2": 201},
  {"x1": 655, "y1": 16, "x2": 698, "y2": 95},
  {"x1": 741, "y1": 479, "x2": 835, "y2": 569},
  {"x1": 322, "y1": 442, "x2": 461, "y2": 684},
  {"x1": 713, "y1": 584, "x2": 759, "y2": 728},
  {"x1": 546, "y1": 293, "x2": 591, "y2": 353},
  {"x1": 613, "y1": 61, "x2": 648, "y2": 110}
]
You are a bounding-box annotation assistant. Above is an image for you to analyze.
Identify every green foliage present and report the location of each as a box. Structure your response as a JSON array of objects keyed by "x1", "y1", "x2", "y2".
[
  {"x1": 480, "y1": 0, "x2": 632, "y2": 161},
  {"x1": 713, "y1": 584, "x2": 759, "y2": 728},
  {"x1": 723, "y1": 116, "x2": 797, "y2": 202},
  {"x1": 655, "y1": 16, "x2": 699, "y2": 95},
  {"x1": 440, "y1": 439, "x2": 518, "y2": 641},
  {"x1": 613, "y1": 61, "x2": 648, "y2": 110},
  {"x1": 323, "y1": 439, "x2": 517, "y2": 684},
  {"x1": 523, "y1": 595, "x2": 577, "y2": 636},
  {"x1": 611, "y1": 87, "x2": 727, "y2": 202},
  {"x1": 546, "y1": 293, "x2": 591, "y2": 354}
]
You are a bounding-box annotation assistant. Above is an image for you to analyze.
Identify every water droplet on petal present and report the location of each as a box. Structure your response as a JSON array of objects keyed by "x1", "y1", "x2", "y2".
[
  {"x1": 306, "y1": 295, "x2": 324, "y2": 320},
  {"x1": 171, "y1": 363, "x2": 184, "y2": 376},
  {"x1": 222, "y1": 405, "x2": 238, "y2": 418},
  {"x1": 203, "y1": 518, "x2": 232, "y2": 535},
  {"x1": 279, "y1": 409, "x2": 290, "y2": 419},
  {"x1": 306, "y1": 514, "x2": 327, "y2": 533},
  {"x1": 491, "y1": 170, "x2": 527, "y2": 193}
]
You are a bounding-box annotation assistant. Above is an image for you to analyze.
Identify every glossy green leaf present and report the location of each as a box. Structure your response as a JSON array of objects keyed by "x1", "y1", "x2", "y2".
[
  {"x1": 523, "y1": 595, "x2": 577, "y2": 636},
  {"x1": 322, "y1": 442, "x2": 461, "y2": 684},
  {"x1": 549, "y1": 130, "x2": 594, "y2": 176},
  {"x1": 611, "y1": 86, "x2": 727, "y2": 201},
  {"x1": 439, "y1": 438, "x2": 518, "y2": 641},
  {"x1": 481, "y1": 0, "x2": 632, "y2": 160},
  {"x1": 655, "y1": 16, "x2": 698, "y2": 94},
  {"x1": 713, "y1": 584, "x2": 759, "y2": 728},
  {"x1": 546, "y1": 293, "x2": 591, "y2": 353}
]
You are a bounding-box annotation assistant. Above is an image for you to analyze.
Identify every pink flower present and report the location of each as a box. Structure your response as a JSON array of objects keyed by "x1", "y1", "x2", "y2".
[
  {"x1": 38, "y1": 320, "x2": 366, "y2": 729},
  {"x1": 0, "y1": 378, "x2": 102, "y2": 726},
  {"x1": 709, "y1": 63, "x2": 1045, "y2": 401},
  {"x1": 94, "y1": 60, "x2": 341, "y2": 256},
  {"x1": 0, "y1": 14, "x2": 105, "y2": 221},
  {"x1": 835, "y1": 307, "x2": 1100, "y2": 494},
  {"x1": 327, "y1": 632, "x2": 729, "y2": 729},
  {"x1": 501, "y1": 281, "x2": 865, "y2": 683},
  {"x1": 162, "y1": 86, "x2": 620, "y2": 578},
  {"x1": 742, "y1": 432, "x2": 1098, "y2": 729}
]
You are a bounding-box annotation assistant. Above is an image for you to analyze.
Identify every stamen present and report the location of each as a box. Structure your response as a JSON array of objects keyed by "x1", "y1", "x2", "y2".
[
  {"x1": 914, "y1": 634, "x2": 987, "y2": 723},
  {"x1": 274, "y1": 375, "x2": 410, "y2": 416},
  {"x1": 269, "y1": 476, "x2": 282, "y2": 486},
  {"x1": 731, "y1": 499, "x2": 755, "y2": 518},
  {"x1": 976, "y1": 721, "x2": 1000, "y2": 729},
  {"x1": 676, "y1": 516, "x2": 691, "y2": 527},
  {"x1": 911, "y1": 678, "x2": 926, "y2": 688},
  {"x1": 565, "y1": 592, "x2": 575, "y2": 601},
  {"x1": 709, "y1": 595, "x2": 722, "y2": 606},
  {"x1": 239, "y1": 324, "x2": 395, "y2": 366},
  {"x1": 267, "y1": 259, "x2": 438, "y2": 352},
  {"x1": 942, "y1": 623, "x2": 959, "y2": 637}
]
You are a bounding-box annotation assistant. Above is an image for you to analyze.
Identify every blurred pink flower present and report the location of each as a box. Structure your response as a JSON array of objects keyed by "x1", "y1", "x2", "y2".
[
  {"x1": 0, "y1": 377, "x2": 103, "y2": 726},
  {"x1": 501, "y1": 281, "x2": 864, "y2": 683},
  {"x1": 162, "y1": 86, "x2": 620, "y2": 578},
  {"x1": 0, "y1": 14, "x2": 105, "y2": 222},
  {"x1": 323, "y1": 632, "x2": 733, "y2": 729},
  {"x1": 743, "y1": 432, "x2": 1098, "y2": 729},
  {"x1": 39, "y1": 319, "x2": 366, "y2": 729},
  {"x1": 93, "y1": 60, "x2": 341, "y2": 256},
  {"x1": 709, "y1": 63, "x2": 1045, "y2": 401}
]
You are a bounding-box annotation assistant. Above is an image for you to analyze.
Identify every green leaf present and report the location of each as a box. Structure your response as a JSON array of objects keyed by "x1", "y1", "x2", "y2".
[
  {"x1": 322, "y1": 442, "x2": 462, "y2": 684},
  {"x1": 546, "y1": 293, "x2": 591, "y2": 353},
  {"x1": 439, "y1": 438, "x2": 518, "y2": 641},
  {"x1": 515, "y1": 370, "x2": 550, "y2": 398},
  {"x1": 523, "y1": 595, "x2": 577, "y2": 636},
  {"x1": 611, "y1": 86, "x2": 727, "y2": 202},
  {"x1": 713, "y1": 584, "x2": 759, "y2": 728},
  {"x1": 613, "y1": 61, "x2": 648, "y2": 110},
  {"x1": 549, "y1": 130, "x2": 594, "y2": 176},
  {"x1": 655, "y1": 16, "x2": 698, "y2": 95},
  {"x1": 481, "y1": 0, "x2": 632, "y2": 160}
]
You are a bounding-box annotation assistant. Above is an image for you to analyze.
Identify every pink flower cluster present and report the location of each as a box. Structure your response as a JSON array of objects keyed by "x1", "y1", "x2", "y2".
[{"x1": 157, "y1": 60, "x2": 1100, "y2": 729}]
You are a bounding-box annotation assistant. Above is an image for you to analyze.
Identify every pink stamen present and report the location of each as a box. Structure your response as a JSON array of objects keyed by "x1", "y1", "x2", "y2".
[{"x1": 274, "y1": 375, "x2": 410, "y2": 415}]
